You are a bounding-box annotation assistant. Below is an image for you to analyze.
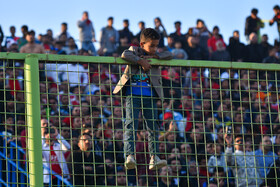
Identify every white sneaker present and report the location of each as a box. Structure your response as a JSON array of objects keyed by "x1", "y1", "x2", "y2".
[
  {"x1": 125, "y1": 155, "x2": 136, "y2": 170},
  {"x1": 149, "y1": 155, "x2": 167, "y2": 170}
]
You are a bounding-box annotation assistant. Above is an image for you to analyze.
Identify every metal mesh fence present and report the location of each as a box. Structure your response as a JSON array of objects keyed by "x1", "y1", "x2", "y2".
[
  {"x1": 0, "y1": 59, "x2": 29, "y2": 186},
  {"x1": 1, "y1": 53, "x2": 280, "y2": 186}
]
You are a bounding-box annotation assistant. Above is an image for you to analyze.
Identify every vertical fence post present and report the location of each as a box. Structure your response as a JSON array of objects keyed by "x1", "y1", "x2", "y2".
[{"x1": 24, "y1": 54, "x2": 43, "y2": 187}]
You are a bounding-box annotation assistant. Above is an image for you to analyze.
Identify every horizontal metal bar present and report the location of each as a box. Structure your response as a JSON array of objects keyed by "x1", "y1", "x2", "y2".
[{"x1": 1, "y1": 52, "x2": 280, "y2": 71}]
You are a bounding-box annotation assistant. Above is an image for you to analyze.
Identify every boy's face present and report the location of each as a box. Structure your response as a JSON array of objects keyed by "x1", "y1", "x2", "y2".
[{"x1": 140, "y1": 39, "x2": 159, "y2": 55}]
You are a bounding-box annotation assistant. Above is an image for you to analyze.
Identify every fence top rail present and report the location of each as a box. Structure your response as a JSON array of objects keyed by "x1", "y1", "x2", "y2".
[{"x1": 1, "y1": 52, "x2": 280, "y2": 71}]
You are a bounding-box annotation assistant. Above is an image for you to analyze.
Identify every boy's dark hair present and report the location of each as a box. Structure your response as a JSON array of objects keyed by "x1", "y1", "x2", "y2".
[
  {"x1": 140, "y1": 28, "x2": 160, "y2": 42},
  {"x1": 273, "y1": 5, "x2": 280, "y2": 10},
  {"x1": 108, "y1": 17, "x2": 114, "y2": 21}
]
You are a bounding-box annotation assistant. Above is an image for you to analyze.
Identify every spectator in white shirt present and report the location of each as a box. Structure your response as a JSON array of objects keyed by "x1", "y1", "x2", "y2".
[{"x1": 42, "y1": 127, "x2": 69, "y2": 185}]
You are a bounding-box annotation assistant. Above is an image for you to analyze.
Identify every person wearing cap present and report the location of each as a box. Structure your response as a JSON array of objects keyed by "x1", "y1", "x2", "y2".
[{"x1": 19, "y1": 30, "x2": 45, "y2": 53}]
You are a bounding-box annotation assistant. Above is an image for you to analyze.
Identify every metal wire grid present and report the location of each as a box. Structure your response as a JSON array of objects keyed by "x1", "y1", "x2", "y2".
[{"x1": 0, "y1": 59, "x2": 29, "y2": 186}]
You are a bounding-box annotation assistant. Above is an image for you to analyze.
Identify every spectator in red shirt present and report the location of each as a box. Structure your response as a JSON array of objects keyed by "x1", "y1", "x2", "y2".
[{"x1": 207, "y1": 26, "x2": 226, "y2": 55}]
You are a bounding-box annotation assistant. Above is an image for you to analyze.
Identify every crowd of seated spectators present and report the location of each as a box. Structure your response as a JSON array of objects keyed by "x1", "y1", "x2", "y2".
[{"x1": 1, "y1": 5, "x2": 280, "y2": 187}]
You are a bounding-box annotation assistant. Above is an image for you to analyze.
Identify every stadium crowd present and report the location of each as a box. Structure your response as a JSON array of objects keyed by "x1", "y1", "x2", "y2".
[{"x1": 1, "y1": 5, "x2": 280, "y2": 187}]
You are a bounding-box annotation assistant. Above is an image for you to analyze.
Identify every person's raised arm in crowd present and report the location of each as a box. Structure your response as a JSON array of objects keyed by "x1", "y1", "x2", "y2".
[
  {"x1": 224, "y1": 132, "x2": 235, "y2": 166},
  {"x1": 159, "y1": 121, "x2": 177, "y2": 141},
  {"x1": 41, "y1": 119, "x2": 70, "y2": 152},
  {"x1": 154, "y1": 17, "x2": 168, "y2": 49}
]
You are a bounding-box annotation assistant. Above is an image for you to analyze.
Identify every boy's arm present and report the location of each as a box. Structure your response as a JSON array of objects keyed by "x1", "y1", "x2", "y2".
[
  {"x1": 121, "y1": 46, "x2": 142, "y2": 64},
  {"x1": 121, "y1": 46, "x2": 152, "y2": 72},
  {"x1": 121, "y1": 46, "x2": 172, "y2": 72},
  {"x1": 121, "y1": 46, "x2": 173, "y2": 63},
  {"x1": 155, "y1": 51, "x2": 173, "y2": 60}
]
